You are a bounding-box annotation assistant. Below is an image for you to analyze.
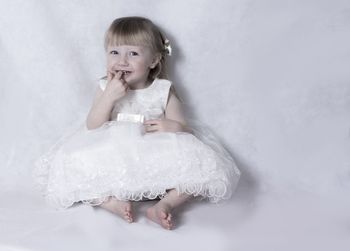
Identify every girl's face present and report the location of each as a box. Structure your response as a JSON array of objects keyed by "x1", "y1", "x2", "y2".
[{"x1": 106, "y1": 45, "x2": 158, "y2": 89}]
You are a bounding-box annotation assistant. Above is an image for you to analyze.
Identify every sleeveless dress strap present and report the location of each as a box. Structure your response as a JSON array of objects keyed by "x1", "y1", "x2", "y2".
[{"x1": 153, "y1": 79, "x2": 172, "y2": 110}]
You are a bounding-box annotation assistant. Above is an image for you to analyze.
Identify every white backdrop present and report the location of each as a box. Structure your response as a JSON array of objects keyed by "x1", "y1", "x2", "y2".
[{"x1": 1, "y1": 0, "x2": 349, "y2": 251}]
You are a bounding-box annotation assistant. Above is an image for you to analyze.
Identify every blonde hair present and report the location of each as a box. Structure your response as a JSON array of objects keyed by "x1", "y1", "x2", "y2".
[{"x1": 104, "y1": 16, "x2": 169, "y2": 81}]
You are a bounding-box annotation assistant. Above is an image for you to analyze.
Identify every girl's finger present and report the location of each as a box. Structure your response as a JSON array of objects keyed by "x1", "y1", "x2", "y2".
[
  {"x1": 107, "y1": 71, "x2": 114, "y2": 82},
  {"x1": 124, "y1": 82, "x2": 129, "y2": 90},
  {"x1": 120, "y1": 77, "x2": 128, "y2": 85},
  {"x1": 115, "y1": 71, "x2": 122, "y2": 79},
  {"x1": 144, "y1": 119, "x2": 160, "y2": 126},
  {"x1": 144, "y1": 124, "x2": 158, "y2": 132},
  {"x1": 120, "y1": 71, "x2": 125, "y2": 80}
]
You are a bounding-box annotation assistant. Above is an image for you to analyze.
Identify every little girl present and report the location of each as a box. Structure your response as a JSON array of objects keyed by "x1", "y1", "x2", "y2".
[{"x1": 35, "y1": 16, "x2": 241, "y2": 230}]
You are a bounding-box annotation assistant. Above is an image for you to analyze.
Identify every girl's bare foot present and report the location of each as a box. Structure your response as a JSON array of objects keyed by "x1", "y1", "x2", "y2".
[
  {"x1": 99, "y1": 197, "x2": 133, "y2": 223},
  {"x1": 146, "y1": 202, "x2": 173, "y2": 230}
]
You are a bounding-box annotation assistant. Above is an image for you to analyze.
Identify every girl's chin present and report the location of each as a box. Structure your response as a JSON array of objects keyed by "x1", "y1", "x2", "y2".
[{"x1": 127, "y1": 80, "x2": 151, "y2": 90}]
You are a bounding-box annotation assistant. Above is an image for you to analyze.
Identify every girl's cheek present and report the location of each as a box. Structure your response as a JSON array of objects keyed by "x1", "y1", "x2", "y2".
[
  {"x1": 107, "y1": 58, "x2": 117, "y2": 67},
  {"x1": 106, "y1": 63, "x2": 115, "y2": 72}
]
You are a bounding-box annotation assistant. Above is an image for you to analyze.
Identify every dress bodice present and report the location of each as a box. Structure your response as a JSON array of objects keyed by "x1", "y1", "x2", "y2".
[{"x1": 99, "y1": 78, "x2": 171, "y2": 121}]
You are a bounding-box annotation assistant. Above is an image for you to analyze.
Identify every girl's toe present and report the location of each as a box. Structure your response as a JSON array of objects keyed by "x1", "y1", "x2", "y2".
[{"x1": 160, "y1": 211, "x2": 167, "y2": 219}]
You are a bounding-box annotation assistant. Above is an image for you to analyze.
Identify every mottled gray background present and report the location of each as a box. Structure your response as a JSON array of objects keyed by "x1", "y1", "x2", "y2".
[{"x1": 0, "y1": 0, "x2": 349, "y2": 250}]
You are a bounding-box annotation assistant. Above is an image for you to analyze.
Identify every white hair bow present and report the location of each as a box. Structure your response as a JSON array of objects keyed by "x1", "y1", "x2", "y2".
[{"x1": 164, "y1": 39, "x2": 172, "y2": 56}]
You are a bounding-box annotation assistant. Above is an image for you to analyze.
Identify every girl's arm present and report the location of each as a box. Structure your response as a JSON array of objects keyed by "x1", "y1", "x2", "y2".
[
  {"x1": 165, "y1": 91, "x2": 186, "y2": 123},
  {"x1": 86, "y1": 71, "x2": 128, "y2": 130},
  {"x1": 145, "y1": 89, "x2": 192, "y2": 133},
  {"x1": 86, "y1": 87, "x2": 115, "y2": 130}
]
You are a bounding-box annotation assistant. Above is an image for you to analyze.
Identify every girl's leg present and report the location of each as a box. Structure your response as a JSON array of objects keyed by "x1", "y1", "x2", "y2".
[
  {"x1": 146, "y1": 189, "x2": 192, "y2": 230},
  {"x1": 99, "y1": 196, "x2": 134, "y2": 223}
]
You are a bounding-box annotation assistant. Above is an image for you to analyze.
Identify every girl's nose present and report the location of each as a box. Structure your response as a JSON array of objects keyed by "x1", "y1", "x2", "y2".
[{"x1": 118, "y1": 54, "x2": 129, "y2": 66}]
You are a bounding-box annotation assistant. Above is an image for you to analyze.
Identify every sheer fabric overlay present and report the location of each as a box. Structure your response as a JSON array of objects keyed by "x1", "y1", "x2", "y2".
[{"x1": 34, "y1": 78, "x2": 241, "y2": 209}]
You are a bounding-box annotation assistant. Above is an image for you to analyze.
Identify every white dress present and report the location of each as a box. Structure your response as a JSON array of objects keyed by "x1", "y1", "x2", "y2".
[{"x1": 34, "y1": 78, "x2": 241, "y2": 209}]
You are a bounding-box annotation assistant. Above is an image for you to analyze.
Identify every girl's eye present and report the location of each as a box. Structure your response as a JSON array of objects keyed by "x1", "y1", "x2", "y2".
[
  {"x1": 110, "y1": 50, "x2": 118, "y2": 55},
  {"x1": 129, "y1": 51, "x2": 139, "y2": 56}
]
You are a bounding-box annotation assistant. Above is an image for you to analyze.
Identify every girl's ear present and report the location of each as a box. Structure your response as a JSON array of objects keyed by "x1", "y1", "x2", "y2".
[{"x1": 150, "y1": 53, "x2": 161, "y2": 69}]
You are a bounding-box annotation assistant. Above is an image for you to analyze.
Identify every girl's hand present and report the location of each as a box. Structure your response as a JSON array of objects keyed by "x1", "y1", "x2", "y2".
[
  {"x1": 143, "y1": 119, "x2": 186, "y2": 133},
  {"x1": 104, "y1": 71, "x2": 128, "y2": 102}
]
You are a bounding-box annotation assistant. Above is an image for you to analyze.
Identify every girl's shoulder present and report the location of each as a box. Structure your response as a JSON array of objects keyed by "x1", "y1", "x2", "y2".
[
  {"x1": 153, "y1": 78, "x2": 172, "y2": 90},
  {"x1": 156, "y1": 78, "x2": 181, "y2": 101},
  {"x1": 154, "y1": 78, "x2": 171, "y2": 85}
]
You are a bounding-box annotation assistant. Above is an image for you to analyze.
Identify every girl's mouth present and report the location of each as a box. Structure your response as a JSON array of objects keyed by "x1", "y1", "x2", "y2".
[{"x1": 116, "y1": 70, "x2": 132, "y2": 77}]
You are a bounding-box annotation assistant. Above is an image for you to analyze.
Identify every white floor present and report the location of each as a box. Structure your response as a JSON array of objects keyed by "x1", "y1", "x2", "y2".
[{"x1": 1, "y1": 182, "x2": 349, "y2": 251}]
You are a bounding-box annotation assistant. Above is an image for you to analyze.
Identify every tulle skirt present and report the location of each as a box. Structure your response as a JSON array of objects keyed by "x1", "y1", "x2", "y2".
[{"x1": 34, "y1": 121, "x2": 240, "y2": 209}]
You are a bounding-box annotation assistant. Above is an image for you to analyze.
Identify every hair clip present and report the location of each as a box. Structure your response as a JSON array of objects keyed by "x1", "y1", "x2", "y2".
[{"x1": 164, "y1": 39, "x2": 172, "y2": 56}]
